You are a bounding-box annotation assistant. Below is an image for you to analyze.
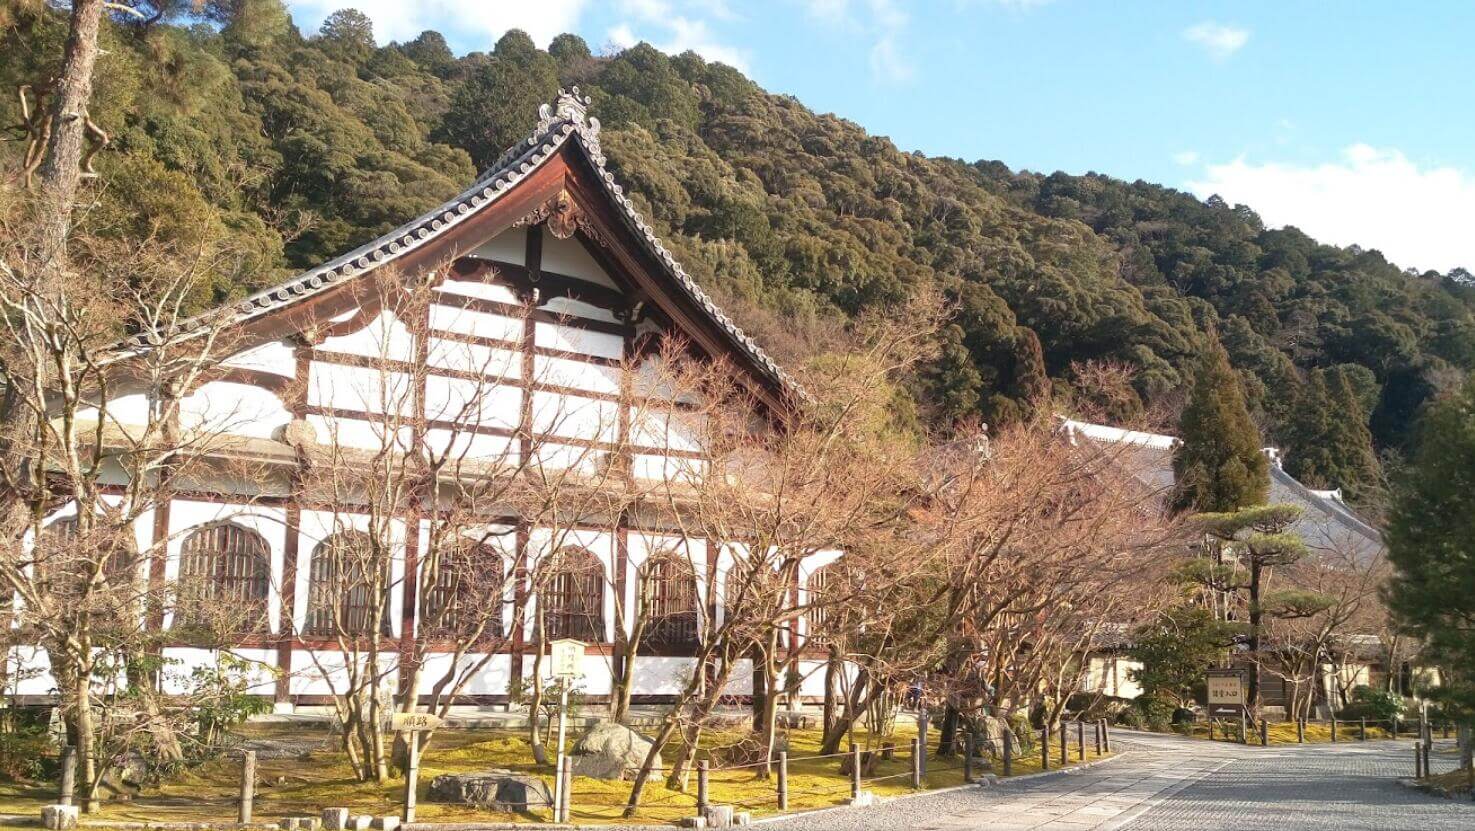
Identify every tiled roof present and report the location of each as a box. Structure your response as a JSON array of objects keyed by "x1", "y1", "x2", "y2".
[
  {"x1": 180, "y1": 89, "x2": 798, "y2": 397},
  {"x1": 1058, "y1": 417, "x2": 1385, "y2": 564}
]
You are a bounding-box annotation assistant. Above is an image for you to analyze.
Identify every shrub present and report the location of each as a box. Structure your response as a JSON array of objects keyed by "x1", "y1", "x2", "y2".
[{"x1": 1337, "y1": 685, "x2": 1405, "y2": 723}]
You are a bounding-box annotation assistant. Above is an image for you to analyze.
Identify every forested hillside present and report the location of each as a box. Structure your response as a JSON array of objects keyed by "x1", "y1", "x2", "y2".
[{"x1": 5, "y1": 1, "x2": 1473, "y2": 501}]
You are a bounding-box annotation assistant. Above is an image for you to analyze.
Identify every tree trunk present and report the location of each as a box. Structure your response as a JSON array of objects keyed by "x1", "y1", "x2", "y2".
[
  {"x1": 35, "y1": 0, "x2": 105, "y2": 265},
  {"x1": 822, "y1": 648, "x2": 841, "y2": 735},
  {"x1": 937, "y1": 705, "x2": 959, "y2": 757},
  {"x1": 1247, "y1": 559, "x2": 1263, "y2": 712}
]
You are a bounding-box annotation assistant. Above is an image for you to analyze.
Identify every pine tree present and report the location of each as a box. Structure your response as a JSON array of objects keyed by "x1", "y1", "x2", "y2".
[
  {"x1": 1172, "y1": 336, "x2": 1270, "y2": 513},
  {"x1": 1285, "y1": 369, "x2": 1382, "y2": 501},
  {"x1": 1386, "y1": 373, "x2": 1475, "y2": 715},
  {"x1": 1284, "y1": 371, "x2": 1334, "y2": 486}
]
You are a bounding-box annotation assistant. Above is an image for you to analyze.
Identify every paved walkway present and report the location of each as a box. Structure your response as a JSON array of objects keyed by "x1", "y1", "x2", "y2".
[{"x1": 762, "y1": 730, "x2": 1475, "y2": 830}]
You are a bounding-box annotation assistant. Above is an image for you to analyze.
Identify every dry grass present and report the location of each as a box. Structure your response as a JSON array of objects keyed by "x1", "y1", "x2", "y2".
[{"x1": 0, "y1": 722, "x2": 1110, "y2": 826}]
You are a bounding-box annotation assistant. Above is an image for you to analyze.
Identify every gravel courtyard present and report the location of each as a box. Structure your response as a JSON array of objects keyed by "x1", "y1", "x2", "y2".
[{"x1": 761, "y1": 729, "x2": 1475, "y2": 830}]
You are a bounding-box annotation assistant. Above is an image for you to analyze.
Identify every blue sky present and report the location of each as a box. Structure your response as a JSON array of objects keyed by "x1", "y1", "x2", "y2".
[{"x1": 283, "y1": 1, "x2": 1475, "y2": 274}]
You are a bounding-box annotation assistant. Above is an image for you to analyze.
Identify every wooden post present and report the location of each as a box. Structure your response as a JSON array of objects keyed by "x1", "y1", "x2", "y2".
[
  {"x1": 777, "y1": 751, "x2": 789, "y2": 810},
  {"x1": 1239, "y1": 711, "x2": 1248, "y2": 744},
  {"x1": 1002, "y1": 728, "x2": 1013, "y2": 776},
  {"x1": 1297, "y1": 719, "x2": 1305, "y2": 744},
  {"x1": 1059, "y1": 721, "x2": 1067, "y2": 765},
  {"x1": 239, "y1": 750, "x2": 256, "y2": 824},
  {"x1": 402, "y1": 733, "x2": 419, "y2": 823},
  {"x1": 1041, "y1": 726, "x2": 1049, "y2": 771},
  {"x1": 1095, "y1": 720, "x2": 1103, "y2": 755},
  {"x1": 1392, "y1": 715, "x2": 1400, "y2": 738},
  {"x1": 1102, "y1": 720, "x2": 1111, "y2": 753},
  {"x1": 849, "y1": 744, "x2": 861, "y2": 799},
  {"x1": 1260, "y1": 719, "x2": 1269, "y2": 747},
  {"x1": 917, "y1": 711, "x2": 929, "y2": 780},
  {"x1": 1360, "y1": 718, "x2": 1367, "y2": 741},
  {"x1": 910, "y1": 737, "x2": 922, "y2": 788},
  {"x1": 559, "y1": 756, "x2": 572, "y2": 823},
  {"x1": 1076, "y1": 721, "x2": 1085, "y2": 761},
  {"x1": 59, "y1": 746, "x2": 76, "y2": 807},
  {"x1": 697, "y1": 760, "x2": 709, "y2": 813},
  {"x1": 1331, "y1": 716, "x2": 1339, "y2": 742},
  {"x1": 1422, "y1": 739, "x2": 1431, "y2": 778},
  {"x1": 1209, "y1": 720, "x2": 1216, "y2": 741},
  {"x1": 1415, "y1": 741, "x2": 1424, "y2": 779},
  {"x1": 963, "y1": 731, "x2": 974, "y2": 783}
]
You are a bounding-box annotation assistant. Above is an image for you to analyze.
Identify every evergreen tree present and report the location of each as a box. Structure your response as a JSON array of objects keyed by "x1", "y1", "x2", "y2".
[
  {"x1": 1385, "y1": 373, "x2": 1475, "y2": 714},
  {"x1": 1172, "y1": 336, "x2": 1270, "y2": 513},
  {"x1": 1285, "y1": 369, "x2": 1381, "y2": 500}
]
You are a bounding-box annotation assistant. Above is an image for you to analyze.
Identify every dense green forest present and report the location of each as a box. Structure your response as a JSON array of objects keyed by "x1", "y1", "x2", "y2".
[{"x1": 5, "y1": 1, "x2": 1474, "y2": 503}]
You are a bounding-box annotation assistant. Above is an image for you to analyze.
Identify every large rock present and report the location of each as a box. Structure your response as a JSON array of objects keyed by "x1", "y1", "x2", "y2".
[
  {"x1": 975, "y1": 716, "x2": 1010, "y2": 757},
  {"x1": 570, "y1": 721, "x2": 655, "y2": 780},
  {"x1": 427, "y1": 770, "x2": 553, "y2": 812}
]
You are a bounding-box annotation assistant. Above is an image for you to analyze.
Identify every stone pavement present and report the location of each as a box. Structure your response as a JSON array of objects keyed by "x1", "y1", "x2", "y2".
[{"x1": 761, "y1": 729, "x2": 1475, "y2": 830}]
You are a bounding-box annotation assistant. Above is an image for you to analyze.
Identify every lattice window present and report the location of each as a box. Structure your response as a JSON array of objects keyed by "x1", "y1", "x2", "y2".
[
  {"x1": 805, "y1": 566, "x2": 832, "y2": 641},
  {"x1": 422, "y1": 542, "x2": 504, "y2": 639},
  {"x1": 639, "y1": 552, "x2": 699, "y2": 648},
  {"x1": 176, "y1": 523, "x2": 271, "y2": 632},
  {"x1": 33, "y1": 516, "x2": 137, "y2": 598},
  {"x1": 541, "y1": 547, "x2": 604, "y2": 642},
  {"x1": 304, "y1": 531, "x2": 392, "y2": 637}
]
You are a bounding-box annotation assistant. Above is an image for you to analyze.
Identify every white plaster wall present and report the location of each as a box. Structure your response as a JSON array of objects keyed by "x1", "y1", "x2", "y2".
[
  {"x1": 306, "y1": 414, "x2": 412, "y2": 453},
  {"x1": 540, "y1": 236, "x2": 618, "y2": 290},
  {"x1": 426, "y1": 337, "x2": 520, "y2": 379},
  {"x1": 179, "y1": 381, "x2": 293, "y2": 440},
  {"x1": 439, "y1": 280, "x2": 520, "y2": 304},
  {"x1": 423, "y1": 376, "x2": 522, "y2": 428},
  {"x1": 720, "y1": 658, "x2": 755, "y2": 698},
  {"x1": 159, "y1": 647, "x2": 278, "y2": 695},
  {"x1": 307, "y1": 362, "x2": 415, "y2": 417},
  {"x1": 536, "y1": 323, "x2": 622, "y2": 360},
  {"x1": 422, "y1": 429, "x2": 517, "y2": 464},
  {"x1": 631, "y1": 454, "x2": 708, "y2": 484},
  {"x1": 530, "y1": 391, "x2": 618, "y2": 443},
  {"x1": 222, "y1": 340, "x2": 296, "y2": 375},
  {"x1": 630, "y1": 657, "x2": 697, "y2": 696},
  {"x1": 533, "y1": 356, "x2": 620, "y2": 395},
  {"x1": 289, "y1": 649, "x2": 399, "y2": 696},
  {"x1": 470, "y1": 227, "x2": 527, "y2": 266},
  {"x1": 429, "y1": 304, "x2": 522, "y2": 343},
  {"x1": 542, "y1": 297, "x2": 619, "y2": 324},
  {"x1": 416, "y1": 652, "x2": 513, "y2": 696},
  {"x1": 318, "y1": 309, "x2": 416, "y2": 363}
]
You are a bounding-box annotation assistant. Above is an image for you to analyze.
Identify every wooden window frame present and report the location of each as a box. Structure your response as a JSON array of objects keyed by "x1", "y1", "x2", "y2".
[
  {"x1": 541, "y1": 546, "x2": 605, "y2": 643},
  {"x1": 176, "y1": 522, "x2": 272, "y2": 633},
  {"x1": 304, "y1": 530, "x2": 392, "y2": 638}
]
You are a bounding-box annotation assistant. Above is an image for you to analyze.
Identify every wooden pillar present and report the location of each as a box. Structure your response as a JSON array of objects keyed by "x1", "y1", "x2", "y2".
[
  {"x1": 1076, "y1": 721, "x2": 1085, "y2": 760},
  {"x1": 963, "y1": 731, "x2": 974, "y2": 783},
  {"x1": 1002, "y1": 727, "x2": 1013, "y2": 776},
  {"x1": 777, "y1": 751, "x2": 789, "y2": 809},
  {"x1": 59, "y1": 746, "x2": 76, "y2": 806},
  {"x1": 238, "y1": 750, "x2": 256, "y2": 824},
  {"x1": 849, "y1": 745, "x2": 861, "y2": 799},
  {"x1": 696, "y1": 760, "x2": 709, "y2": 813},
  {"x1": 910, "y1": 737, "x2": 921, "y2": 788}
]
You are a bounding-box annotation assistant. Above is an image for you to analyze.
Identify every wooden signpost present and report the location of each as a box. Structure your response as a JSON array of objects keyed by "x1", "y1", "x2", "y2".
[
  {"x1": 392, "y1": 711, "x2": 443, "y2": 822},
  {"x1": 549, "y1": 639, "x2": 586, "y2": 823},
  {"x1": 1206, "y1": 669, "x2": 1248, "y2": 719}
]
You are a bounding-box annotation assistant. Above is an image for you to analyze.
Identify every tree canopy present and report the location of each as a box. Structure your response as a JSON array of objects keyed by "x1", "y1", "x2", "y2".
[
  {"x1": 1171, "y1": 336, "x2": 1269, "y2": 513},
  {"x1": 4, "y1": 1, "x2": 1473, "y2": 479}
]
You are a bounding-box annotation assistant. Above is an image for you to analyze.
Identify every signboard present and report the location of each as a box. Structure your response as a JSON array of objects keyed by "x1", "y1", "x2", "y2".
[
  {"x1": 550, "y1": 638, "x2": 586, "y2": 679},
  {"x1": 1206, "y1": 669, "x2": 1248, "y2": 717},
  {"x1": 390, "y1": 712, "x2": 442, "y2": 732}
]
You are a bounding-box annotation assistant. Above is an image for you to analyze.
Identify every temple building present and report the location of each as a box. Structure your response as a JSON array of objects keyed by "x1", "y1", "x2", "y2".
[{"x1": 8, "y1": 90, "x2": 840, "y2": 710}]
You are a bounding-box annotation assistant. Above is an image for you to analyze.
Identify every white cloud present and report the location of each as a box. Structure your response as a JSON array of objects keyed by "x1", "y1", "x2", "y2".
[
  {"x1": 1173, "y1": 150, "x2": 1199, "y2": 166},
  {"x1": 1189, "y1": 144, "x2": 1475, "y2": 273},
  {"x1": 606, "y1": 23, "x2": 639, "y2": 50},
  {"x1": 1183, "y1": 21, "x2": 1249, "y2": 60},
  {"x1": 611, "y1": 0, "x2": 751, "y2": 70},
  {"x1": 285, "y1": 0, "x2": 588, "y2": 48},
  {"x1": 869, "y1": 35, "x2": 914, "y2": 83}
]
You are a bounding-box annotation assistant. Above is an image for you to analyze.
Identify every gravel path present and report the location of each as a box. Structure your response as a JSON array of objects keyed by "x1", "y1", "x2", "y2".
[{"x1": 759, "y1": 730, "x2": 1475, "y2": 830}]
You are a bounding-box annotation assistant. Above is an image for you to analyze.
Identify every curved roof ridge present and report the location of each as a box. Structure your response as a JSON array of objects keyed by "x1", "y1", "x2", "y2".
[{"x1": 147, "y1": 88, "x2": 800, "y2": 400}]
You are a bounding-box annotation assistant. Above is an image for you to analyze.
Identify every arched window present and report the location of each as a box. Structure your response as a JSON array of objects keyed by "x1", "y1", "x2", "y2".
[
  {"x1": 304, "y1": 531, "x2": 392, "y2": 637},
  {"x1": 177, "y1": 523, "x2": 271, "y2": 632},
  {"x1": 721, "y1": 560, "x2": 785, "y2": 630},
  {"x1": 422, "y1": 542, "x2": 504, "y2": 639},
  {"x1": 33, "y1": 516, "x2": 138, "y2": 597},
  {"x1": 639, "y1": 552, "x2": 699, "y2": 648},
  {"x1": 541, "y1": 547, "x2": 604, "y2": 642}
]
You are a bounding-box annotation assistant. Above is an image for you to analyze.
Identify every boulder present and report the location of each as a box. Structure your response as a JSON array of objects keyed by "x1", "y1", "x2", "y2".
[
  {"x1": 975, "y1": 716, "x2": 1010, "y2": 757},
  {"x1": 41, "y1": 805, "x2": 78, "y2": 831},
  {"x1": 570, "y1": 722, "x2": 655, "y2": 780},
  {"x1": 427, "y1": 770, "x2": 553, "y2": 812}
]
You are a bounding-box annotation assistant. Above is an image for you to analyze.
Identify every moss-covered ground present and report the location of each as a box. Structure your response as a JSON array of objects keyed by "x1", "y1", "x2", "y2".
[
  {"x1": 0, "y1": 721, "x2": 1110, "y2": 826},
  {"x1": 1147, "y1": 720, "x2": 1395, "y2": 745}
]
